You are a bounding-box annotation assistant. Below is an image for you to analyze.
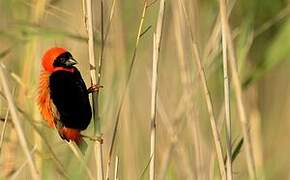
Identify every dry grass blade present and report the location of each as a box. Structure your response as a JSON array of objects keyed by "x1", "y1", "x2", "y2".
[
  {"x1": 0, "y1": 59, "x2": 68, "y2": 179},
  {"x1": 104, "y1": 0, "x2": 117, "y2": 45},
  {"x1": 154, "y1": 93, "x2": 177, "y2": 179},
  {"x1": 177, "y1": 0, "x2": 226, "y2": 179},
  {"x1": 139, "y1": 153, "x2": 153, "y2": 179},
  {"x1": 232, "y1": 138, "x2": 244, "y2": 162},
  {"x1": 157, "y1": 99, "x2": 191, "y2": 179},
  {"x1": 203, "y1": 0, "x2": 237, "y2": 61},
  {"x1": 106, "y1": 1, "x2": 149, "y2": 178},
  {"x1": 219, "y1": 0, "x2": 233, "y2": 179},
  {"x1": 114, "y1": 156, "x2": 119, "y2": 180},
  {"x1": 83, "y1": 0, "x2": 104, "y2": 179},
  {"x1": 0, "y1": 64, "x2": 27, "y2": 94},
  {"x1": 18, "y1": 106, "x2": 69, "y2": 178},
  {"x1": 0, "y1": 107, "x2": 9, "y2": 154},
  {"x1": 172, "y1": 1, "x2": 205, "y2": 178},
  {"x1": 0, "y1": 87, "x2": 14, "y2": 155},
  {"x1": 0, "y1": 63, "x2": 39, "y2": 180},
  {"x1": 0, "y1": 88, "x2": 68, "y2": 178},
  {"x1": 254, "y1": 4, "x2": 290, "y2": 38},
  {"x1": 221, "y1": 3, "x2": 257, "y2": 179},
  {"x1": 98, "y1": 0, "x2": 105, "y2": 85},
  {"x1": 192, "y1": 44, "x2": 226, "y2": 180}
]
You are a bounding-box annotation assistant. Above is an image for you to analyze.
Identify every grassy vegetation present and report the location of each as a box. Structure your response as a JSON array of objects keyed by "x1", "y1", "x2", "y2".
[{"x1": 0, "y1": 0, "x2": 289, "y2": 179}]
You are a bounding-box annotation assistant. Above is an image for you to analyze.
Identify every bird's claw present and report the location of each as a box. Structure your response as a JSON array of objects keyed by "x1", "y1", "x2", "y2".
[
  {"x1": 81, "y1": 134, "x2": 104, "y2": 144},
  {"x1": 88, "y1": 84, "x2": 103, "y2": 94}
]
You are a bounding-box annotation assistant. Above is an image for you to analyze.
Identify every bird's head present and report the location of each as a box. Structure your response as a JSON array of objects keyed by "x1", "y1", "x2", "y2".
[{"x1": 42, "y1": 47, "x2": 78, "y2": 73}]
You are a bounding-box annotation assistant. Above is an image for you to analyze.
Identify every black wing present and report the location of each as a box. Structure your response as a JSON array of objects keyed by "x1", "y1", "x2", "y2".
[{"x1": 49, "y1": 69, "x2": 92, "y2": 130}]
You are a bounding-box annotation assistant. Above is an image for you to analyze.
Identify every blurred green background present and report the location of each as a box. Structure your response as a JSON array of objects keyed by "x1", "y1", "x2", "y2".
[{"x1": 0, "y1": 0, "x2": 290, "y2": 179}]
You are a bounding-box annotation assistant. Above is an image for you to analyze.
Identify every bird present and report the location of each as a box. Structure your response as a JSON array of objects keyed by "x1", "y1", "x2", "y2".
[{"x1": 38, "y1": 47, "x2": 100, "y2": 146}]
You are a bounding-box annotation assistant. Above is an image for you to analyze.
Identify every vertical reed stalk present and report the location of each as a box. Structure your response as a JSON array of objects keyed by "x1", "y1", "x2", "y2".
[
  {"x1": 114, "y1": 156, "x2": 119, "y2": 180},
  {"x1": 220, "y1": 1, "x2": 257, "y2": 177},
  {"x1": 150, "y1": 34, "x2": 158, "y2": 180},
  {"x1": 149, "y1": 1, "x2": 165, "y2": 179},
  {"x1": 84, "y1": 0, "x2": 104, "y2": 179},
  {"x1": 219, "y1": 0, "x2": 233, "y2": 179}
]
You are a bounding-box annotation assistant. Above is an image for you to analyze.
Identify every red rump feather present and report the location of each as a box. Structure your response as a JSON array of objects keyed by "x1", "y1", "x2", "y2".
[{"x1": 59, "y1": 127, "x2": 82, "y2": 144}]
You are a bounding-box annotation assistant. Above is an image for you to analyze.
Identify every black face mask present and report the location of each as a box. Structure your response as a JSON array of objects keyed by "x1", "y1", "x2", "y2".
[{"x1": 53, "y1": 52, "x2": 78, "y2": 68}]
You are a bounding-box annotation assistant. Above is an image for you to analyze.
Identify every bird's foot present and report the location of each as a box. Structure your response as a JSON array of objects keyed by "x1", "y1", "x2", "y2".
[
  {"x1": 81, "y1": 134, "x2": 103, "y2": 144},
  {"x1": 87, "y1": 84, "x2": 103, "y2": 94}
]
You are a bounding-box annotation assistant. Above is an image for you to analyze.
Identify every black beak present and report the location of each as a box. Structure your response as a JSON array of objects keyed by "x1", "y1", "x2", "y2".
[{"x1": 65, "y1": 58, "x2": 78, "y2": 66}]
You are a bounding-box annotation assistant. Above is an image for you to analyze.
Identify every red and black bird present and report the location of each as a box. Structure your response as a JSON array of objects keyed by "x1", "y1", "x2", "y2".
[{"x1": 38, "y1": 47, "x2": 97, "y2": 145}]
